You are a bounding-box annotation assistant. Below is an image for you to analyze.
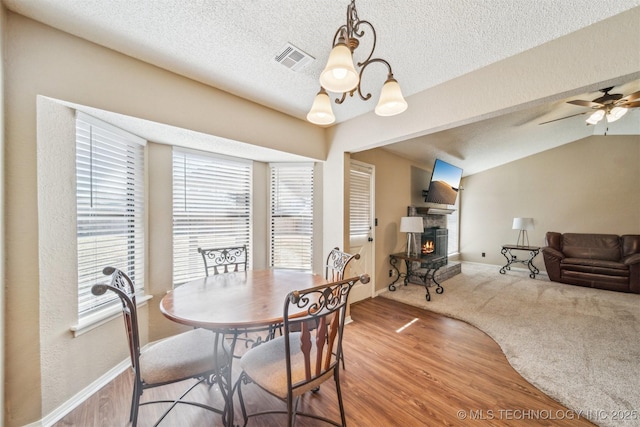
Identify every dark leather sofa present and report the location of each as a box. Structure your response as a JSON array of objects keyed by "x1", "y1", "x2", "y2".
[{"x1": 542, "y1": 232, "x2": 640, "y2": 294}]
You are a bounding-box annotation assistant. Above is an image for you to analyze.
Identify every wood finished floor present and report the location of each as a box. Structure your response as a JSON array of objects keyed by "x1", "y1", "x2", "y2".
[{"x1": 54, "y1": 297, "x2": 595, "y2": 426}]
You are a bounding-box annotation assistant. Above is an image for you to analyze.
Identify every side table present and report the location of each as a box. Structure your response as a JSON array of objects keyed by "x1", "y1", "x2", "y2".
[
  {"x1": 388, "y1": 252, "x2": 447, "y2": 301},
  {"x1": 499, "y1": 245, "x2": 540, "y2": 278}
]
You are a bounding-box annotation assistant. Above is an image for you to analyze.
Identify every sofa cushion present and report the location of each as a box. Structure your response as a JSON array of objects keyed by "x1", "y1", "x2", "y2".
[
  {"x1": 560, "y1": 271, "x2": 630, "y2": 291},
  {"x1": 561, "y1": 258, "x2": 627, "y2": 270},
  {"x1": 561, "y1": 258, "x2": 629, "y2": 277},
  {"x1": 562, "y1": 233, "x2": 621, "y2": 261}
]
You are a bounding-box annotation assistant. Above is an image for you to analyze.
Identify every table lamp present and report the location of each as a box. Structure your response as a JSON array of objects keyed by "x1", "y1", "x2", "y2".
[
  {"x1": 400, "y1": 216, "x2": 424, "y2": 255},
  {"x1": 512, "y1": 217, "x2": 534, "y2": 247}
]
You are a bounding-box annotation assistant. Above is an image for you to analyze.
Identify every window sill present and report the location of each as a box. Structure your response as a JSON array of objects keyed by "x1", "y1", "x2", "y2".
[{"x1": 70, "y1": 294, "x2": 153, "y2": 337}]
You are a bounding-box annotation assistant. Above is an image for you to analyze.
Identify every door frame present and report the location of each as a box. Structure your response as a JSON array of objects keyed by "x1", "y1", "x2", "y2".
[{"x1": 348, "y1": 159, "x2": 376, "y2": 301}]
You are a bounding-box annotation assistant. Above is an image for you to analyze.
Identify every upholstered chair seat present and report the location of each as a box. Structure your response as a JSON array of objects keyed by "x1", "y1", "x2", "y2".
[
  {"x1": 240, "y1": 331, "x2": 334, "y2": 399},
  {"x1": 140, "y1": 328, "x2": 228, "y2": 385}
]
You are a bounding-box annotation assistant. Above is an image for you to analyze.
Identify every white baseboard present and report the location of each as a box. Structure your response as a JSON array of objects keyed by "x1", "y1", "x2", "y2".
[{"x1": 30, "y1": 359, "x2": 130, "y2": 427}]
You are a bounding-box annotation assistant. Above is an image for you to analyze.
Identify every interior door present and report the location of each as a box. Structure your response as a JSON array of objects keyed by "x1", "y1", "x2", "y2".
[{"x1": 348, "y1": 160, "x2": 375, "y2": 303}]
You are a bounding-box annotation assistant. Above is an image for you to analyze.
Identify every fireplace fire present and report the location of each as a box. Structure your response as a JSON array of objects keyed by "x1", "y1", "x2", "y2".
[
  {"x1": 422, "y1": 240, "x2": 434, "y2": 254},
  {"x1": 421, "y1": 228, "x2": 448, "y2": 260}
]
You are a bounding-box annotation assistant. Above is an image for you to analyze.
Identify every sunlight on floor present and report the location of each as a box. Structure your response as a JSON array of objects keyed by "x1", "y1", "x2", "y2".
[{"x1": 396, "y1": 317, "x2": 419, "y2": 333}]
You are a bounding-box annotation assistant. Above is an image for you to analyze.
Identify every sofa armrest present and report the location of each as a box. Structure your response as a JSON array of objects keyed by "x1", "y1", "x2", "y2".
[
  {"x1": 545, "y1": 232, "x2": 562, "y2": 251},
  {"x1": 542, "y1": 246, "x2": 564, "y2": 282},
  {"x1": 542, "y1": 247, "x2": 564, "y2": 260},
  {"x1": 622, "y1": 253, "x2": 640, "y2": 266}
]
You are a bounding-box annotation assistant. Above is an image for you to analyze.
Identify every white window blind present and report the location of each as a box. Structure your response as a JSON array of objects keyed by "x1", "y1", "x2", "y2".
[
  {"x1": 173, "y1": 148, "x2": 252, "y2": 285},
  {"x1": 350, "y1": 164, "x2": 372, "y2": 237},
  {"x1": 76, "y1": 112, "x2": 146, "y2": 317},
  {"x1": 270, "y1": 163, "x2": 314, "y2": 270}
]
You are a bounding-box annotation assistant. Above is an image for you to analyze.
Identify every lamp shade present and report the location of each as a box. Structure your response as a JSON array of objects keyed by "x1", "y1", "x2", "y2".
[
  {"x1": 307, "y1": 88, "x2": 335, "y2": 125},
  {"x1": 586, "y1": 109, "x2": 605, "y2": 125},
  {"x1": 400, "y1": 216, "x2": 424, "y2": 233},
  {"x1": 607, "y1": 106, "x2": 628, "y2": 123},
  {"x1": 375, "y1": 77, "x2": 408, "y2": 116},
  {"x1": 512, "y1": 217, "x2": 534, "y2": 231},
  {"x1": 319, "y1": 42, "x2": 359, "y2": 93}
]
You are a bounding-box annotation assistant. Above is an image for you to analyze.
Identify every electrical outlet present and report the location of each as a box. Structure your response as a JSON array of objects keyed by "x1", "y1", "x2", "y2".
[
  {"x1": 482, "y1": 252, "x2": 486, "y2": 257},
  {"x1": 389, "y1": 269, "x2": 393, "y2": 277}
]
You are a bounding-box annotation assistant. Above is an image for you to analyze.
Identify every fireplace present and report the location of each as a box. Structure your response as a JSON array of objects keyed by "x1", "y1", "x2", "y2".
[
  {"x1": 421, "y1": 228, "x2": 448, "y2": 260},
  {"x1": 405, "y1": 206, "x2": 460, "y2": 286}
]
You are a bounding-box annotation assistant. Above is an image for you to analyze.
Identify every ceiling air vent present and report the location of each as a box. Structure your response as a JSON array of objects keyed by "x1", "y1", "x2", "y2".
[{"x1": 274, "y1": 43, "x2": 314, "y2": 72}]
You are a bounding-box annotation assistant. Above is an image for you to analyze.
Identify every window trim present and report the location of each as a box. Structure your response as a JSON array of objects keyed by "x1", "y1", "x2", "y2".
[{"x1": 70, "y1": 294, "x2": 152, "y2": 337}]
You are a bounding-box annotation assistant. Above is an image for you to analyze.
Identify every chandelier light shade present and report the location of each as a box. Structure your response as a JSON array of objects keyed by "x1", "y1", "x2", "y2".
[
  {"x1": 375, "y1": 77, "x2": 408, "y2": 116},
  {"x1": 308, "y1": 0, "x2": 407, "y2": 124},
  {"x1": 307, "y1": 88, "x2": 336, "y2": 125},
  {"x1": 319, "y1": 37, "x2": 360, "y2": 93}
]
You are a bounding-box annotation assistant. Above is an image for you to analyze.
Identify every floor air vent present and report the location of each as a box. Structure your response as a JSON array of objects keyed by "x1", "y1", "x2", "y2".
[{"x1": 274, "y1": 43, "x2": 314, "y2": 72}]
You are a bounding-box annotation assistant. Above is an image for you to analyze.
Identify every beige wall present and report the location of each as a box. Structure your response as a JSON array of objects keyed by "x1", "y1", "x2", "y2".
[
  {"x1": 460, "y1": 135, "x2": 640, "y2": 269},
  {"x1": 0, "y1": 7, "x2": 5, "y2": 427},
  {"x1": 4, "y1": 13, "x2": 325, "y2": 427}
]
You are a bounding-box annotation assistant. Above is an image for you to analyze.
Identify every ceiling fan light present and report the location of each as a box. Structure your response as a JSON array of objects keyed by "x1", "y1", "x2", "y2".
[
  {"x1": 306, "y1": 88, "x2": 335, "y2": 125},
  {"x1": 375, "y1": 77, "x2": 408, "y2": 116},
  {"x1": 319, "y1": 41, "x2": 359, "y2": 93},
  {"x1": 606, "y1": 106, "x2": 628, "y2": 123},
  {"x1": 586, "y1": 109, "x2": 605, "y2": 125}
]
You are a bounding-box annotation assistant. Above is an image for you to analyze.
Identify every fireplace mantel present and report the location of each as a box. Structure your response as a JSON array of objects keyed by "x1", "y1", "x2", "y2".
[{"x1": 415, "y1": 206, "x2": 456, "y2": 215}]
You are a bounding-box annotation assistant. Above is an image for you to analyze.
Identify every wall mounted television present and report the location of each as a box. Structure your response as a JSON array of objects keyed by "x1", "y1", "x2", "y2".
[{"x1": 423, "y1": 159, "x2": 463, "y2": 205}]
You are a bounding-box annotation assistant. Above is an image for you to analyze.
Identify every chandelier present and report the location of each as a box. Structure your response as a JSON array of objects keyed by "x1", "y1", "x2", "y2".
[{"x1": 307, "y1": 0, "x2": 408, "y2": 125}]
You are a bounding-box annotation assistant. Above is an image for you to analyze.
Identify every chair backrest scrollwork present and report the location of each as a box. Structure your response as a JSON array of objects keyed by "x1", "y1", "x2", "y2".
[
  {"x1": 325, "y1": 247, "x2": 360, "y2": 281},
  {"x1": 198, "y1": 245, "x2": 248, "y2": 276}
]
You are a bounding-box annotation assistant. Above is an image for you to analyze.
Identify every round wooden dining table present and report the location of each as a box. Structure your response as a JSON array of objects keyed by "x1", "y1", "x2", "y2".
[
  {"x1": 160, "y1": 269, "x2": 329, "y2": 427},
  {"x1": 161, "y1": 269, "x2": 328, "y2": 330}
]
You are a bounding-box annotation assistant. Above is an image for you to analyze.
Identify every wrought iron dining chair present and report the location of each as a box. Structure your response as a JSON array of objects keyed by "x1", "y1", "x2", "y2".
[
  {"x1": 236, "y1": 274, "x2": 370, "y2": 427},
  {"x1": 92, "y1": 267, "x2": 229, "y2": 427},
  {"x1": 197, "y1": 245, "x2": 264, "y2": 347},
  {"x1": 325, "y1": 247, "x2": 360, "y2": 281},
  {"x1": 325, "y1": 247, "x2": 360, "y2": 369},
  {"x1": 198, "y1": 245, "x2": 247, "y2": 276}
]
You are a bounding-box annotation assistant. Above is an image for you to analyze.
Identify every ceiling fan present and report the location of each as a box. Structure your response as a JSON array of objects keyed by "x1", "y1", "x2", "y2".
[{"x1": 540, "y1": 87, "x2": 640, "y2": 125}]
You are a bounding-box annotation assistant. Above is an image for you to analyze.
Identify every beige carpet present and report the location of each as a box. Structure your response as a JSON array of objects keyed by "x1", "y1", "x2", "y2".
[{"x1": 380, "y1": 262, "x2": 640, "y2": 427}]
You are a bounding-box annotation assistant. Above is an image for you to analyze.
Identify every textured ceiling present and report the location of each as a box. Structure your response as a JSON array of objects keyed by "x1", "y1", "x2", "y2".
[
  {"x1": 4, "y1": 0, "x2": 640, "y2": 171},
  {"x1": 384, "y1": 81, "x2": 640, "y2": 176}
]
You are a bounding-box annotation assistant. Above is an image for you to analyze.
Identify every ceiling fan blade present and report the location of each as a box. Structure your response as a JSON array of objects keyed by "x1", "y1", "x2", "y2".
[
  {"x1": 618, "y1": 90, "x2": 640, "y2": 103},
  {"x1": 567, "y1": 100, "x2": 603, "y2": 108},
  {"x1": 620, "y1": 101, "x2": 640, "y2": 108},
  {"x1": 538, "y1": 112, "x2": 587, "y2": 125}
]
